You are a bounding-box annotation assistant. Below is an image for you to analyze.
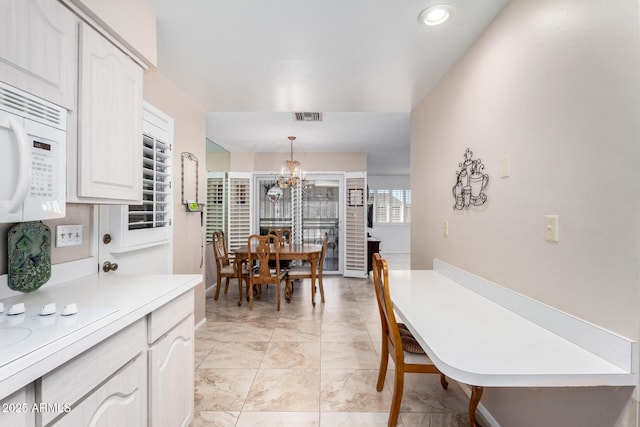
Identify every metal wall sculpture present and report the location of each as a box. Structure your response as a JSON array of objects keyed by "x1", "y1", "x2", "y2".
[{"x1": 452, "y1": 148, "x2": 489, "y2": 210}]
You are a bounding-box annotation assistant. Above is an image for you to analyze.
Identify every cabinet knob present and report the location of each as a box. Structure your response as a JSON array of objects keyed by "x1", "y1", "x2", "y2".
[{"x1": 103, "y1": 234, "x2": 112, "y2": 244}]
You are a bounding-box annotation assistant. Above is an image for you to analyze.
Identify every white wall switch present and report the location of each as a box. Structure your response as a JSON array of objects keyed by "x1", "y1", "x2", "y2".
[
  {"x1": 56, "y1": 225, "x2": 83, "y2": 247},
  {"x1": 500, "y1": 155, "x2": 510, "y2": 178},
  {"x1": 443, "y1": 221, "x2": 449, "y2": 237},
  {"x1": 545, "y1": 215, "x2": 559, "y2": 242}
]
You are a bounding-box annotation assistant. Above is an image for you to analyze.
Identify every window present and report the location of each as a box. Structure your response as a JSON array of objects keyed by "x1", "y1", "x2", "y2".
[
  {"x1": 206, "y1": 173, "x2": 226, "y2": 243},
  {"x1": 128, "y1": 133, "x2": 171, "y2": 230},
  {"x1": 369, "y1": 189, "x2": 411, "y2": 224},
  {"x1": 109, "y1": 103, "x2": 173, "y2": 253}
]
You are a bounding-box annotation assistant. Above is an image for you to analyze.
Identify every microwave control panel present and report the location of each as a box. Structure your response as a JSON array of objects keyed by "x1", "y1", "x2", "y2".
[{"x1": 29, "y1": 139, "x2": 56, "y2": 199}]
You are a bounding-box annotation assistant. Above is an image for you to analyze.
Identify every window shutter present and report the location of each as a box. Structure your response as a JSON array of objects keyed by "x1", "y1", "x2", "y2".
[
  {"x1": 405, "y1": 190, "x2": 411, "y2": 223},
  {"x1": 206, "y1": 173, "x2": 226, "y2": 243},
  {"x1": 128, "y1": 134, "x2": 171, "y2": 230},
  {"x1": 227, "y1": 173, "x2": 252, "y2": 250},
  {"x1": 344, "y1": 173, "x2": 366, "y2": 277},
  {"x1": 109, "y1": 102, "x2": 173, "y2": 253},
  {"x1": 391, "y1": 190, "x2": 404, "y2": 223},
  {"x1": 376, "y1": 190, "x2": 390, "y2": 223}
]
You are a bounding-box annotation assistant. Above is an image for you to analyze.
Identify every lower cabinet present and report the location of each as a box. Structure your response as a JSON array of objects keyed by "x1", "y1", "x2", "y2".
[
  {"x1": 148, "y1": 291, "x2": 195, "y2": 427},
  {"x1": 149, "y1": 315, "x2": 194, "y2": 427},
  {"x1": 40, "y1": 319, "x2": 147, "y2": 426},
  {"x1": 0, "y1": 383, "x2": 36, "y2": 427},
  {"x1": 0, "y1": 290, "x2": 195, "y2": 427},
  {"x1": 51, "y1": 354, "x2": 147, "y2": 427}
]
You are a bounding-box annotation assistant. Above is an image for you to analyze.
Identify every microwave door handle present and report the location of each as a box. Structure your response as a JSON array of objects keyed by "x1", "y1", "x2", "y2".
[{"x1": 0, "y1": 117, "x2": 31, "y2": 213}]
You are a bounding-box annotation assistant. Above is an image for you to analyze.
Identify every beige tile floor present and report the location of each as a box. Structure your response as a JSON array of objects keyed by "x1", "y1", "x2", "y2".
[{"x1": 191, "y1": 253, "x2": 472, "y2": 426}]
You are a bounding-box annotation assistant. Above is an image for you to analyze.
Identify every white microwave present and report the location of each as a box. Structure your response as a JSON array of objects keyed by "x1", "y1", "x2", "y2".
[{"x1": 0, "y1": 82, "x2": 66, "y2": 223}]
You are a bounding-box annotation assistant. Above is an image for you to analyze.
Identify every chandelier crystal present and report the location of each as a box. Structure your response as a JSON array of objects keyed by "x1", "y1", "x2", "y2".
[{"x1": 279, "y1": 136, "x2": 304, "y2": 188}]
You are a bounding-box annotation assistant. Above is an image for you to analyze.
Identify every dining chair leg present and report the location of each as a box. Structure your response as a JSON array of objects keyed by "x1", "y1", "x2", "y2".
[
  {"x1": 440, "y1": 374, "x2": 449, "y2": 390},
  {"x1": 318, "y1": 274, "x2": 325, "y2": 303},
  {"x1": 284, "y1": 279, "x2": 292, "y2": 303},
  {"x1": 224, "y1": 277, "x2": 230, "y2": 294},
  {"x1": 310, "y1": 278, "x2": 316, "y2": 307},
  {"x1": 214, "y1": 276, "x2": 222, "y2": 300},
  {"x1": 376, "y1": 343, "x2": 389, "y2": 391},
  {"x1": 277, "y1": 282, "x2": 281, "y2": 311},
  {"x1": 388, "y1": 367, "x2": 405, "y2": 427}
]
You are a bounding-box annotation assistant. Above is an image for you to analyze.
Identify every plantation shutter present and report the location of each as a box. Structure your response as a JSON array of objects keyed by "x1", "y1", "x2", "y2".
[
  {"x1": 128, "y1": 133, "x2": 171, "y2": 230},
  {"x1": 227, "y1": 172, "x2": 252, "y2": 250},
  {"x1": 391, "y1": 190, "x2": 404, "y2": 223},
  {"x1": 206, "y1": 172, "x2": 226, "y2": 243},
  {"x1": 375, "y1": 190, "x2": 390, "y2": 223},
  {"x1": 109, "y1": 102, "x2": 173, "y2": 253},
  {"x1": 344, "y1": 172, "x2": 367, "y2": 277}
]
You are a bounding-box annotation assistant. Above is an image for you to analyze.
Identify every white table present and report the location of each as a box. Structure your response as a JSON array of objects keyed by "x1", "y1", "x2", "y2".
[{"x1": 389, "y1": 267, "x2": 636, "y2": 426}]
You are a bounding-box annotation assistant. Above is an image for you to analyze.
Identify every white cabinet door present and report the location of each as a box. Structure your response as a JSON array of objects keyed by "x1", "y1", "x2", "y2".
[
  {"x1": 77, "y1": 22, "x2": 142, "y2": 203},
  {"x1": 0, "y1": 0, "x2": 77, "y2": 109},
  {"x1": 149, "y1": 315, "x2": 194, "y2": 427},
  {"x1": 0, "y1": 383, "x2": 35, "y2": 427},
  {"x1": 52, "y1": 354, "x2": 147, "y2": 427}
]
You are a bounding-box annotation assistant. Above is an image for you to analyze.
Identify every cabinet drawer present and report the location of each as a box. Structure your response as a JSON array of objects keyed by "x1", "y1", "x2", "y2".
[
  {"x1": 40, "y1": 319, "x2": 146, "y2": 425},
  {"x1": 51, "y1": 353, "x2": 147, "y2": 427},
  {"x1": 147, "y1": 290, "x2": 194, "y2": 344}
]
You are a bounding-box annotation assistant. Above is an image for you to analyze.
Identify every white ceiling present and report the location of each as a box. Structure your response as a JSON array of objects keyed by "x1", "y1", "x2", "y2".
[{"x1": 145, "y1": 0, "x2": 508, "y2": 174}]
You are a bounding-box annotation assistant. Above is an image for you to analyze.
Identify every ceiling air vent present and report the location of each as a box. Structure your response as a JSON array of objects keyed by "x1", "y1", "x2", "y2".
[{"x1": 294, "y1": 112, "x2": 322, "y2": 122}]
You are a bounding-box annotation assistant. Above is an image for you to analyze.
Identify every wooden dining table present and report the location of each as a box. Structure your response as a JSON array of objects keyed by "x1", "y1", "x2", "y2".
[{"x1": 232, "y1": 243, "x2": 323, "y2": 307}]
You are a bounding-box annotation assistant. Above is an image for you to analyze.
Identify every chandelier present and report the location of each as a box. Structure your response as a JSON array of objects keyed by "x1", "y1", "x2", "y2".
[{"x1": 278, "y1": 136, "x2": 304, "y2": 188}]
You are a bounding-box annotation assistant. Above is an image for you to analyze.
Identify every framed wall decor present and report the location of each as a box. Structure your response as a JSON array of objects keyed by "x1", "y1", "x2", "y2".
[{"x1": 349, "y1": 188, "x2": 364, "y2": 207}]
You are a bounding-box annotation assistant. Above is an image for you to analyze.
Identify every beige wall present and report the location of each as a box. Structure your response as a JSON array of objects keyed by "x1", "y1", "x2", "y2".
[
  {"x1": 230, "y1": 152, "x2": 366, "y2": 172},
  {"x1": 144, "y1": 69, "x2": 207, "y2": 324},
  {"x1": 207, "y1": 152, "x2": 230, "y2": 172},
  {"x1": 410, "y1": 0, "x2": 639, "y2": 426}
]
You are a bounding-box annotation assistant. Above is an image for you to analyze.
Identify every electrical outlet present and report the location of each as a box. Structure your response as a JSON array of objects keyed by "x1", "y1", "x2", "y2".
[
  {"x1": 443, "y1": 221, "x2": 449, "y2": 237},
  {"x1": 56, "y1": 225, "x2": 83, "y2": 247}
]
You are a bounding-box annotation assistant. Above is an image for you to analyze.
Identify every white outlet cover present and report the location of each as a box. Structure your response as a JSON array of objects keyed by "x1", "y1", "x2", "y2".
[
  {"x1": 500, "y1": 155, "x2": 510, "y2": 178},
  {"x1": 545, "y1": 215, "x2": 559, "y2": 242},
  {"x1": 56, "y1": 225, "x2": 83, "y2": 247}
]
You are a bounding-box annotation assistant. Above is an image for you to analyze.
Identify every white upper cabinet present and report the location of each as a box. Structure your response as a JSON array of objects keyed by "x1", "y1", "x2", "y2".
[
  {"x1": 75, "y1": 22, "x2": 143, "y2": 203},
  {"x1": 0, "y1": 0, "x2": 77, "y2": 109}
]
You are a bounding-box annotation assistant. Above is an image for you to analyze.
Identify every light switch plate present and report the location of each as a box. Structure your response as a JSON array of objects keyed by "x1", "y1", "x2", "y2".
[
  {"x1": 545, "y1": 215, "x2": 559, "y2": 242},
  {"x1": 56, "y1": 225, "x2": 83, "y2": 247},
  {"x1": 500, "y1": 155, "x2": 510, "y2": 178}
]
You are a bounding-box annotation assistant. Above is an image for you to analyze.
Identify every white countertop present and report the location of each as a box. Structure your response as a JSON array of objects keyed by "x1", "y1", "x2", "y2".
[
  {"x1": 0, "y1": 273, "x2": 201, "y2": 399},
  {"x1": 389, "y1": 269, "x2": 636, "y2": 388}
]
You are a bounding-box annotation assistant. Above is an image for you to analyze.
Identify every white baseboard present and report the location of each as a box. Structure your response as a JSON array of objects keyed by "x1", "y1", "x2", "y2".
[{"x1": 194, "y1": 317, "x2": 207, "y2": 330}]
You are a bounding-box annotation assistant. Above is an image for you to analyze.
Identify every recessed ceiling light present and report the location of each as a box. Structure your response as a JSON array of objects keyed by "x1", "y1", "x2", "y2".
[{"x1": 418, "y1": 4, "x2": 455, "y2": 26}]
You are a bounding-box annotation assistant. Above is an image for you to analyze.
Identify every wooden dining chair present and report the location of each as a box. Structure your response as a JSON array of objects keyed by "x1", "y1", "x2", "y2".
[
  {"x1": 284, "y1": 233, "x2": 327, "y2": 307},
  {"x1": 212, "y1": 230, "x2": 241, "y2": 301},
  {"x1": 372, "y1": 253, "x2": 448, "y2": 427},
  {"x1": 267, "y1": 228, "x2": 291, "y2": 270},
  {"x1": 246, "y1": 234, "x2": 288, "y2": 311},
  {"x1": 267, "y1": 228, "x2": 291, "y2": 245}
]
